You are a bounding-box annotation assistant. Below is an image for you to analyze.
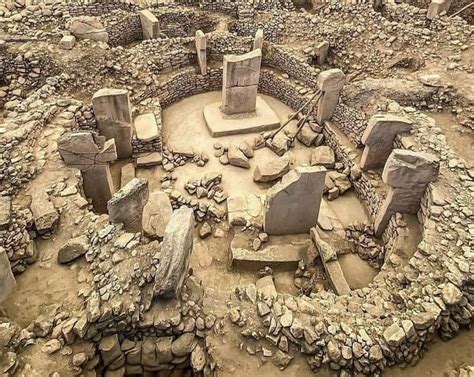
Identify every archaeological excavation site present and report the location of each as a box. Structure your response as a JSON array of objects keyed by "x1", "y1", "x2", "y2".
[{"x1": 0, "y1": 0, "x2": 473, "y2": 376}]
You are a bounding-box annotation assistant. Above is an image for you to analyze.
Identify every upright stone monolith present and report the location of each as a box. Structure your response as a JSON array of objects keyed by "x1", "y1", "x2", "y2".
[
  {"x1": 92, "y1": 88, "x2": 133, "y2": 159},
  {"x1": 374, "y1": 149, "x2": 439, "y2": 237},
  {"x1": 316, "y1": 69, "x2": 345, "y2": 124},
  {"x1": 253, "y1": 29, "x2": 263, "y2": 51},
  {"x1": 360, "y1": 114, "x2": 412, "y2": 171},
  {"x1": 139, "y1": 10, "x2": 160, "y2": 39},
  {"x1": 264, "y1": 166, "x2": 327, "y2": 235},
  {"x1": 0, "y1": 247, "x2": 16, "y2": 302},
  {"x1": 154, "y1": 206, "x2": 195, "y2": 299},
  {"x1": 222, "y1": 49, "x2": 262, "y2": 115},
  {"x1": 58, "y1": 131, "x2": 117, "y2": 213},
  {"x1": 195, "y1": 30, "x2": 207, "y2": 75}
]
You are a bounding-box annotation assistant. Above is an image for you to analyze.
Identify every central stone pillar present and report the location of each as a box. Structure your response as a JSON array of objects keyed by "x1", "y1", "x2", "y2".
[
  {"x1": 203, "y1": 48, "x2": 279, "y2": 137},
  {"x1": 221, "y1": 49, "x2": 261, "y2": 115},
  {"x1": 92, "y1": 88, "x2": 133, "y2": 159}
]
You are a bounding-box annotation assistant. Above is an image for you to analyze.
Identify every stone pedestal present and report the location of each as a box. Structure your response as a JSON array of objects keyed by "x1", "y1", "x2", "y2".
[
  {"x1": 316, "y1": 69, "x2": 345, "y2": 124},
  {"x1": 374, "y1": 149, "x2": 439, "y2": 237},
  {"x1": 360, "y1": 114, "x2": 412, "y2": 171},
  {"x1": 195, "y1": 30, "x2": 207, "y2": 75},
  {"x1": 58, "y1": 131, "x2": 117, "y2": 213},
  {"x1": 264, "y1": 166, "x2": 327, "y2": 235},
  {"x1": 92, "y1": 88, "x2": 133, "y2": 159}
]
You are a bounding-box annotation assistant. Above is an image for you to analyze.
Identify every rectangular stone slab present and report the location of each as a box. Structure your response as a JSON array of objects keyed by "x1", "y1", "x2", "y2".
[
  {"x1": 264, "y1": 166, "x2": 327, "y2": 235},
  {"x1": 139, "y1": 10, "x2": 160, "y2": 39}
]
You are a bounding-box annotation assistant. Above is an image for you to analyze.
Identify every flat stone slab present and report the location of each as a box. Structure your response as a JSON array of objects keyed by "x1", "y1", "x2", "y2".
[
  {"x1": 230, "y1": 232, "x2": 306, "y2": 271},
  {"x1": 136, "y1": 152, "x2": 162, "y2": 167},
  {"x1": 203, "y1": 96, "x2": 280, "y2": 137},
  {"x1": 134, "y1": 113, "x2": 159, "y2": 142},
  {"x1": 227, "y1": 194, "x2": 265, "y2": 228}
]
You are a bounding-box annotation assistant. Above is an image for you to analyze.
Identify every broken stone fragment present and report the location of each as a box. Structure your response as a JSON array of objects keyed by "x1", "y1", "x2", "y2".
[
  {"x1": 134, "y1": 113, "x2": 159, "y2": 142},
  {"x1": 327, "y1": 171, "x2": 351, "y2": 194},
  {"x1": 253, "y1": 154, "x2": 291, "y2": 183},
  {"x1": 256, "y1": 275, "x2": 277, "y2": 300},
  {"x1": 383, "y1": 323, "x2": 406, "y2": 347},
  {"x1": 30, "y1": 192, "x2": 59, "y2": 234},
  {"x1": 297, "y1": 123, "x2": 319, "y2": 147},
  {"x1": 135, "y1": 152, "x2": 162, "y2": 168},
  {"x1": 142, "y1": 191, "x2": 173, "y2": 239},
  {"x1": 107, "y1": 178, "x2": 149, "y2": 232},
  {"x1": 59, "y1": 35, "x2": 76, "y2": 50},
  {"x1": 310, "y1": 146, "x2": 335, "y2": 169},
  {"x1": 199, "y1": 222, "x2": 212, "y2": 239},
  {"x1": 57, "y1": 235, "x2": 89, "y2": 264},
  {"x1": 171, "y1": 333, "x2": 196, "y2": 357},
  {"x1": 0, "y1": 247, "x2": 15, "y2": 303},
  {"x1": 228, "y1": 144, "x2": 250, "y2": 169},
  {"x1": 153, "y1": 206, "x2": 195, "y2": 298},
  {"x1": 69, "y1": 16, "x2": 108, "y2": 42},
  {"x1": 190, "y1": 343, "x2": 206, "y2": 372},
  {"x1": 441, "y1": 282, "x2": 462, "y2": 305}
]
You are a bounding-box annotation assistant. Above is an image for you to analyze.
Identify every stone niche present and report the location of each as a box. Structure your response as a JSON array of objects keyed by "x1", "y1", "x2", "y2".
[{"x1": 203, "y1": 49, "x2": 280, "y2": 137}]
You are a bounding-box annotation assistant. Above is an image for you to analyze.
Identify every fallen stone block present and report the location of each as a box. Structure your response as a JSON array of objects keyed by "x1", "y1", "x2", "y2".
[
  {"x1": 108, "y1": 178, "x2": 149, "y2": 232},
  {"x1": 230, "y1": 232, "x2": 305, "y2": 270},
  {"x1": 256, "y1": 276, "x2": 277, "y2": 300},
  {"x1": 57, "y1": 235, "x2": 89, "y2": 264},
  {"x1": 228, "y1": 144, "x2": 250, "y2": 169},
  {"x1": 253, "y1": 154, "x2": 291, "y2": 183},
  {"x1": 136, "y1": 153, "x2": 162, "y2": 168},
  {"x1": 227, "y1": 194, "x2": 264, "y2": 228},
  {"x1": 59, "y1": 35, "x2": 76, "y2": 50},
  {"x1": 134, "y1": 113, "x2": 159, "y2": 142},
  {"x1": 297, "y1": 123, "x2": 319, "y2": 147},
  {"x1": 0, "y1": 247, "x2": 15, "y2": 302},
  {"x1": 328, "y1": 171, "x2": 351, "y2": 194},
  {"x1": 142, "y1": 191, "x2": 173, "y2": 239},
  {"x1": 153, "y1": 206, "x2": 195, "y2": 299},
  {"x1": 69, "y1": 16, "x2": 108, "y2": 42},
  {"x1": 311, "y1": 146, "x2": 335, "y2": 169},
  {"x1": 30, "y1": 192, "x2": 59, "y2": 234},
  {"x1": 310, "y1": 227, "x2": 350, "y2": 295}
]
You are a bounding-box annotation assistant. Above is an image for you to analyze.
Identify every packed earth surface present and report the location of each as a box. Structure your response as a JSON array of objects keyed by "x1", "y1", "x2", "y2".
[{"x1": 0, "y1": 0, "x2": 473, "y2": 376}]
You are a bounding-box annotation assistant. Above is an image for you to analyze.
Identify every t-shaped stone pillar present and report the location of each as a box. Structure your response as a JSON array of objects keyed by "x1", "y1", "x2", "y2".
[
  {"x1": 374, "y1": 149, "x2": 439, "y2": 237},
  {"x1": 222, "y1": 49, "x2": 262, "y2": 116},
  {"x1": 195, "y1": 30, "x2": 207, "y2": 75},
  {"x1": 92, "y1": 88, "x2": 133, "y2": 159},
  {"x1": 360, "y1": 114, "x2": 412, "y2": 171},
  {"x1": 139, "y1": 9, "x2": 160, "y2": 39},
  {"x1": 253, "y1": 29, "x2": 263, "y2": 51},
  {"x1": 427, "y1": 0, "x2": 452, "y2": 20},
  {"x1": 316, "y1": 69, "x2": 345, "y2": 124},
  {"x1": 264, "y1": 166, "x2": 327, "y2": 235},
  {"x1": 58, "y1": 131, "x2": 117, "y2": 213}
]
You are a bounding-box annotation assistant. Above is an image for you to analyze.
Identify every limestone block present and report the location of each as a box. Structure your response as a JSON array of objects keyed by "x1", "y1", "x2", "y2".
[
  {"x1": 153, "y1": 206, "x2": 195, "y2": 299},
  {"x1": 253, "y1": 154, "x2": 291, "y2": 183},
  {"x1": 0, "y1": 196, "x2": 12, "y2": 230},
  {"x1": 92, "y1": 88, "x2": 133, "y2": 159},
  {"x1": 136, "y1": 153, "x2": 162, "y2": 168},
  {"x1": 0, "y1": 247, "x2": 15, "y2": 303},
  {"x1": 314, "y1": 41, "x2": 329, "y2": 65},
  {"x1": 264, "y1": 166, "x2": 327, "y2": 235},
  {"x1": 142, "y1": 191, "x2": 173, "y2": 239},
  {"x1": 361, "y1": 114, "x2": 412, "y2": 170},
  {"x1": 310, "y1": 146, "x2": 335, "y2": 168},
  {"x1": 256, "y1": 275, "x2": 277, "y2": 300},
  {"x1": 227, "y1": 144, "x2": 250, "y2": 169},
  {"x1": 134, "y1": 113, "x2": 159, "y2": 142},
  {"x1": 107, "y1": 178, "x2": 149, "y2": 232},
  {"x1": 30, "y1": 192, "x2": 58, "y2": 234},
  {"x1": 69, "y1": 16, "x2": 108, "y2": 42},
  {"x1": 57, "y1": 235, "x2": 89, "y2": 264},
  {"x1": 316, "y1": 69, "x2": 345, "y2": 92},
  {"x1": 59, "y1": 35, "x2": 76, "y2": 50},
  {"x1": 139, "y1": 10, "x2": 159, "y2": 40},
  {"x1": 120, "y1": 163, "x2": 135, "y2": 188},
  {"x1": 382, "y1": 149, "x2": 439, "y2": 188}
]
